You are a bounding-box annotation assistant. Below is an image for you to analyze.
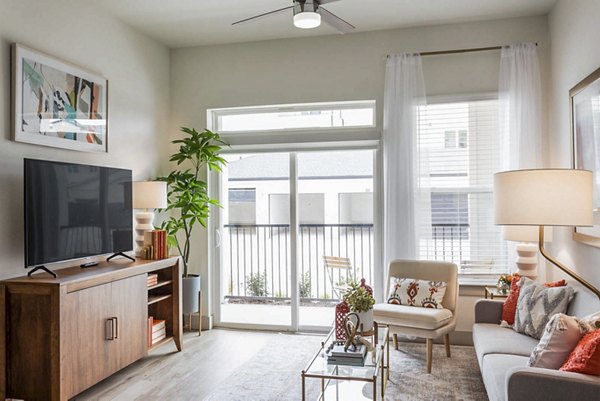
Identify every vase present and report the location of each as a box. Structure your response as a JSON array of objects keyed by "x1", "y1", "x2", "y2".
[
  {"x1": 357, "y1": 309, "x2": 374, "y2": 333},
  {"x1": 182, "y1": 274, "x2": 201, "y2": 315},
  {"x1": 496, "y1": 281, "x2": 510, "y2": 294}
]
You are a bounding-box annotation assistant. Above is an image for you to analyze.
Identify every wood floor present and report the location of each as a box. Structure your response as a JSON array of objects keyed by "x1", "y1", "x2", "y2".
[{"x1": 74, "y1": 329, "x2": 282, "y2": 400}]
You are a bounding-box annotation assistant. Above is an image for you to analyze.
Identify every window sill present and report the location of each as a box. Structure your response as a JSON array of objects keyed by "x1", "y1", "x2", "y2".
[{"x1": 458, "y1": 275, "x2": 498, "y2": 287}]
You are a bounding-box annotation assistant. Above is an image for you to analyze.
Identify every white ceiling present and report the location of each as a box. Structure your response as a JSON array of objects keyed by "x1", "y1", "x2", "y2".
[{"x1": 90, "y1": 0, "x2": 558, "y2": 48}]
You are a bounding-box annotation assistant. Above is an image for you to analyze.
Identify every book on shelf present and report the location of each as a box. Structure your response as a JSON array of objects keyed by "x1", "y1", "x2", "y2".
[
  {"x1": 141, "y1": 230, "x2": 168, "y2": 260},
  {"x1": 147, "y1": 273, "x2": 158, "y2": 287},
  {"x1": 147, "y1": 316, "x2": 154, "y2": 348},
  {"x1": 152, "y1": 328, "x2": 166, "y2": 340},
  {"x1": 152, "y1": 319, "x2": 166, "y2": 332}
]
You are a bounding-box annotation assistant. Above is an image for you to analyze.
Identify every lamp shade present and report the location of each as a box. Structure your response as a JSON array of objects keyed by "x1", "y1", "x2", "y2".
[
  {"x1": 494, "y1": 169, "x2": 593, "y2": 227},
  {"x1": 133, "y1": 181, "x2": 167, "y2": 209},
  {"x1": 502, "y1": 226, "x2": 553, "y2": 243}
]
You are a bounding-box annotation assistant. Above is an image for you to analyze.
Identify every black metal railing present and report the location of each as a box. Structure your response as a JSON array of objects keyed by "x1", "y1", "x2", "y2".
[
  {"x1": 223, "y1": 223, "x2": 474, "y2": 301},
  {"x1": 223, "y1": 224, "x2": 374, "y2": 300}
]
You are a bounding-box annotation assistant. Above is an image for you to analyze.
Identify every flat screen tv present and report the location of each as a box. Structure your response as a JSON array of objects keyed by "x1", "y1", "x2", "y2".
[{"x1": 24, "y1": 159, "x2": 133, "y2": 274}]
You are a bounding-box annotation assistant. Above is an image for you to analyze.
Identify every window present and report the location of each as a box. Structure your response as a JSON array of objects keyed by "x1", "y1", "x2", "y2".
[
  {"x1": 417, "y1": 98, "x2": 507, "y2": 274},
  {"x1": 228, "y1": 188, "x2": 256, "y2": 224},
  {"x1": 431, "y1": 193, "x2": 468, "y2": 239},
  {"x1": 209, "y1": 100, "x2": 375, "y2": 133}
]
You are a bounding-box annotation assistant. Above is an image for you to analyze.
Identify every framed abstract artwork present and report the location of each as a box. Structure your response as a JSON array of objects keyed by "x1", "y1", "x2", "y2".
[
  {"x1": 11, "y1": 43, "x2": 108, "y2": 152},
  {"x1": 571, "y1": 66, "x2": 600, "y2": 247}
]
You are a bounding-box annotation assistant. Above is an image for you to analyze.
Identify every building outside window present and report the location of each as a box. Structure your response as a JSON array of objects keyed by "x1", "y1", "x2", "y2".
[{"x1": 417, "y1": 98, "x2": 507, "y2": 274}]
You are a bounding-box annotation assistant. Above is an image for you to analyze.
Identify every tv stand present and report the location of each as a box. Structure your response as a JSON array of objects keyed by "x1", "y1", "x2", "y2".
[
  {"x1": 106, "y1": 252, "x2": 135, "y2": 262},
  {"x1": 27, "y1": 265, "x2": 57, "y2": 278},
  {"x1": 1, "y1": 257, "x2": 182, "y2": 401}
]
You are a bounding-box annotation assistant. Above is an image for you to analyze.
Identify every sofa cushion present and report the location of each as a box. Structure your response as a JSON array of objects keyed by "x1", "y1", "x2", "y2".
[
  {"x1": 373, "y1": 303, "x2": 452, "y2": 329},
  {"x1": 528, "y1": 313, "x2": 593, "y2": 369},
  {"x1": 514, "y1": 277, "x2": 574, "y2": 339},
  {"x1": 502, "y1": 275, "x2": 521, "y2": 325},
  {"x1": 387, "y1": 277, "x2": 447, "y2": 309},
  {"x1": 561, "y1": 329, "x2": 600, "y2": 375},
  {"x1": 472, "y1": 323, "x2": 539, "y2": 366},
  {"x1": 481, "y1": 354, "x2": 529, "y2": 401}
]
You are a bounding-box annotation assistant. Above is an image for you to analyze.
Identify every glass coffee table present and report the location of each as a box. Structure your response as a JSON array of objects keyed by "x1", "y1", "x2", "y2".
[{"x1": 301, "y1": 324, "x2": 389, "y2": 401}]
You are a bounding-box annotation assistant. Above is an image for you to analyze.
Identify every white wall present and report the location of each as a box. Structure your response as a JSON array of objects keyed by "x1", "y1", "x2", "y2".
[
  {"x1": 547, "y1": 0, "x2": 600, "y2": 291},
  {"x1": 0, "y1": 0, "x2": 170, "y2": 279},
  {"x1": 171, "y1": 16, "x2": 549, "y2": 329}
]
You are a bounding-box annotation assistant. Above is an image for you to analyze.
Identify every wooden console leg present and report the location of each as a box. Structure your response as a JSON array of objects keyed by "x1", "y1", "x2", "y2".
[
  {"x1": 393, "y1": 333, "x2": 398, "y2": 350},
  {"x1": 444, "y1": 333, "x2": 451, "y2": 357},
  {"x1": 426, "y1": 338, "x2": 433, "y2": 373}
]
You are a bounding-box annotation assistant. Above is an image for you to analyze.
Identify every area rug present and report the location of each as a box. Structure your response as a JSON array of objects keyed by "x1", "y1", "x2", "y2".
[{"x1": 205, "y1": 333, "x2": 487, "y2": 401}]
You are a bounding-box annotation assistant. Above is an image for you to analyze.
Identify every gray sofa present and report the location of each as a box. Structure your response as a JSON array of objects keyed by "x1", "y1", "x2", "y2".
[{"x1": 472, "y1": 283, "x2": 600, "y2": 401}]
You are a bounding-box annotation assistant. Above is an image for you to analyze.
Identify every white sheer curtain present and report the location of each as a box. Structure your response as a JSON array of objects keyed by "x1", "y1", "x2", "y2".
[
  {"x1": 498, "y1": 43, "x2": 543, "y2": 277},
  {"x1": 499, "y1": 43, "x2": 543, "y2": 170},
  {"x1": 383, "y1": 53, "x2": 427, "y2": 268}
]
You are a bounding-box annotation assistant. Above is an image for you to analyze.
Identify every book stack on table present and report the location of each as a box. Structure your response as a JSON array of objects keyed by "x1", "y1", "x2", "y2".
[{"x1": 325, "y1": 343, "x2": 367, "y2": 366}]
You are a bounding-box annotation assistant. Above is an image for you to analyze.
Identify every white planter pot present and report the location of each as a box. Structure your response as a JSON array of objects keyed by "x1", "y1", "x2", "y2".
[
  {"x1": 182, "y1": 274, "x2": 201, "y2": 315},
  {"x1": 356, "y1": 309, "x2": 374, "y2": 333}
]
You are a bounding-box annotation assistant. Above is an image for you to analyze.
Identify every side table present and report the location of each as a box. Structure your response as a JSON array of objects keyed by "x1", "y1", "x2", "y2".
[{"x1": 484, "y1": 286, "x2": 509, "y2": 299}]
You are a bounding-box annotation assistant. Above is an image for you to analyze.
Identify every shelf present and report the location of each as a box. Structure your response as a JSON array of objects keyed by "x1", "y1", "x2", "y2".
[
  {"x1": 148, "y1": 294, "x2": 172, "y2": 305},
  {"x1": 149, "y1": 335, "x2": 173, "y2": 351},
  {"x1": 147, "y1": 280, "x2": 172, "y2": 291}
]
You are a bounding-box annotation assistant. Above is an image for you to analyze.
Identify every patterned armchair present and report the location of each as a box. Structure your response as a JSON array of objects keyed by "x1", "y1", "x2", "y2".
[{"x1": 373, "y1": 259, "x2": 458, "y2": 373}]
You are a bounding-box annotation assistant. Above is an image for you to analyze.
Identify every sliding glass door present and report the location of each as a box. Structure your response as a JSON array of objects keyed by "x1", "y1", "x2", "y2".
[{"x1": 217, "y1": 149, "x2": 375, "y2": 331}]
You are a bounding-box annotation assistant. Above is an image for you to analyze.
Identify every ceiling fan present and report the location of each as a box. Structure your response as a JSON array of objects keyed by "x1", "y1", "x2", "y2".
[{"x1": 232, "y1": 0, "x2": 355, "y2": 33}]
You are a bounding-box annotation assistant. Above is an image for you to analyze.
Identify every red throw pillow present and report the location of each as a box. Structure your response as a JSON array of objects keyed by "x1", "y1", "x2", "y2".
[
  {"x1": 545, "y1": 279, "x2": 567, "y2": 288},
  {"x1": 502, "y1": 275, "x2": 522, "y2": 325},
  {"x1": 501, "y1": 277, "x2": 567, "y2": 325},
  {"x1": 560, "y1": 329, "x2": 600, "y2": 375}
]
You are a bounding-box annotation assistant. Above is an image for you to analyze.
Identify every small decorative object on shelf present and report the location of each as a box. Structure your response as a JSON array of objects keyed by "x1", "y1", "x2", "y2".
[
  {"x1": 343, "y1": 279, "x2": 376, "y2": 333},
  {"x1": 335, "y1": 300, "x2": 350, "y2": 341},
  {"x1": 496, "y1": 273, "x2": 515, "y2": 294}
]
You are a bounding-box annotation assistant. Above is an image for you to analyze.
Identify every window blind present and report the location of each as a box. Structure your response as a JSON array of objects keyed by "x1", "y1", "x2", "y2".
[{"x1": 416, "y1": 98, "x2": 508, "y2": 274}]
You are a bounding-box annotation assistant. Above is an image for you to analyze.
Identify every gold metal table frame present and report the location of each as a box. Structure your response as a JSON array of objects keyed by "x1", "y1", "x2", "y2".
[{"x1": 301, "y1": 324, "x2": 389, "y2": 401}]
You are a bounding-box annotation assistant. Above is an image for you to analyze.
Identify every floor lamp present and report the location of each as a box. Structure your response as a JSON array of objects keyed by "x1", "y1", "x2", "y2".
[
  {"x1": 133, "y1": 181, "x2": 168, "y2": 256},
  {"x1": 494, "y1": 169, "x2": 600, "y2": 300},
  {"x1": 502, "y1": 225, "x2": 552, "y2": 279}
]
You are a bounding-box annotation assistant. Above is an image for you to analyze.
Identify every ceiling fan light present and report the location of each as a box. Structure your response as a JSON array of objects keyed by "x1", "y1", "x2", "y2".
[{"x1": 293, "y1": 12, "x2": 321, "y2": 29}]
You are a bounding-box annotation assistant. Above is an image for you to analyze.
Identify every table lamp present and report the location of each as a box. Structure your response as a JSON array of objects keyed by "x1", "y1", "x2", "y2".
[
  {"x1": 133, "y1": 181, "x2": 168, "y2": 256},
  {"x1": 494, "y1": 169, "x2": 600, "y2": 299},
  {"x1": 502, "y1": 226, "x2": 552, "y2": 278}
]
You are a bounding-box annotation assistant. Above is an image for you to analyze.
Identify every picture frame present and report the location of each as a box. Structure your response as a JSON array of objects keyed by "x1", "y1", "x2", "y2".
[
  {"x1": 571, "y1": 66, "x2": 600, "y2": 247},
  {"x1": 11, "y1": 43, "x2": 108, "y2": 152}
]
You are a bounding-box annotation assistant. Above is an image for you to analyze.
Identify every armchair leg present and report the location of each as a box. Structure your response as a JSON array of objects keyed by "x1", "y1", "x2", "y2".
[
  {"x1": 444, "y1": 334, "x2": 451, "y2": 357},
  {"x1": 393, "y1": 333, "x2": 398, "y2": 350},
  {"x1": 426, "y1": 338, "x2": 433, "y2": 373}
]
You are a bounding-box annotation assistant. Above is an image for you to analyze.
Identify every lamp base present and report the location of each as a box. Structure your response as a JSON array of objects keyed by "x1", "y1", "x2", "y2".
[
  {"x1": 515, "y1": 242, "x2": 538, "y2": 279},
  {"x1": 135, "y1": 211, "x2": 155, "y2": 256}
]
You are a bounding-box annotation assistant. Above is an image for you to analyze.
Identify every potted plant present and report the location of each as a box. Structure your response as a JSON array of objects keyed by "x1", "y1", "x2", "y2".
[
  {"x1": 343, "y1": 280, "x2": 376, "y2": 332},
  {"x1": 159, "y1": 127, "x2": 228, "y2": 319}
]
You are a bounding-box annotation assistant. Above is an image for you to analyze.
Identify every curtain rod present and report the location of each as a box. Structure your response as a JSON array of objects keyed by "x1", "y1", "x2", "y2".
[{"x1": 387, "y1": 43, "x2": 538, "y2": 58}]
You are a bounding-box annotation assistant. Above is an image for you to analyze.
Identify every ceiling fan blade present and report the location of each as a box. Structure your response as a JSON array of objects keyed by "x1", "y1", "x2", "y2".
[
  {"x1": 232, "y1": 6, "x2": 294, "y2": 26},
  {"x1": 318, "y1": 7, "x2": 355, "y2": 34},
  {"x1": 317, "y1": 0, "x2": 342, "y2": 4}
]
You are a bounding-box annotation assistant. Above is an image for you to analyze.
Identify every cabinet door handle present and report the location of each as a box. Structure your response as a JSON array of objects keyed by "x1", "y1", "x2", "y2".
[
  {"x1": 113, "y1": 317, "x2": 119, "y2": 339},
  {"x1": 105, "y1": 318, "x2": 114, "y2": 340}
]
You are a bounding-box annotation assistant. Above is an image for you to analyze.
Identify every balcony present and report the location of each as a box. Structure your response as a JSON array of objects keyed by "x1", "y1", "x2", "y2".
[
  {"x1": 221, "y1": 223, "x2": 477, "y2": 304},
  {"x1": 222, "y1": 223, "x2": 374, "y2": 302}
]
